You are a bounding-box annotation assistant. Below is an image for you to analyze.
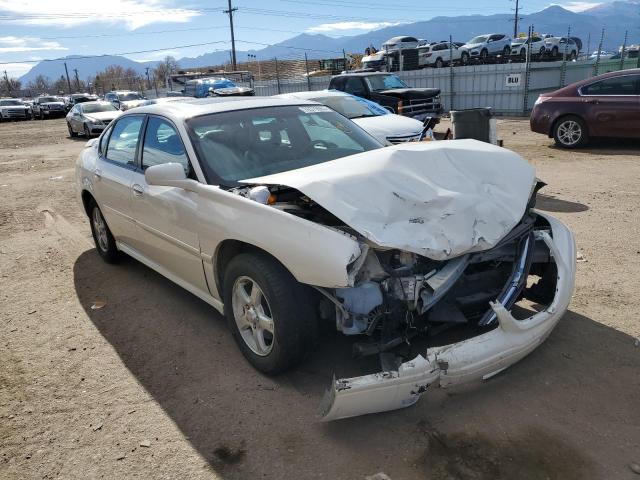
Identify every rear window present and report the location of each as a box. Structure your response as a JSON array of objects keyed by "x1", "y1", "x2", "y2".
[{"x1": 582, "y1": 75, "x2": 640, "y2": 95}]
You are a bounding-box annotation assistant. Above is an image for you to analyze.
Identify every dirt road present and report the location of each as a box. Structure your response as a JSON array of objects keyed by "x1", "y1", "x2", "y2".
[{"x1": 1, "y1": 118, "x2": 639, "y2": 480}]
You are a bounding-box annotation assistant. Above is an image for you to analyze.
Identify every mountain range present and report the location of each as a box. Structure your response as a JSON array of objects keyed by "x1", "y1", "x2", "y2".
[{"x1": 19, "y1": 0, "x2": 640, "y2": 84}]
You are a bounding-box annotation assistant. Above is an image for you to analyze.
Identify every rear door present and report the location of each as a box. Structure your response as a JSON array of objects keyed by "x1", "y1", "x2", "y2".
[
  {"x1": 580, "y1": 74, "x2": 640, "y2": 138},
  {"x1": 93, "y1": 115, "x2": 144, "y2": 245},
  {"x1": 129, "y1": 115, "x2": 208, "y2": 292}
]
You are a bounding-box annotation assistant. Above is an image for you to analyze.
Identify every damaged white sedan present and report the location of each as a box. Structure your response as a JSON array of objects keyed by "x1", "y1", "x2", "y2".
[{"x1": 76, "y1": 98, "x2": 576, "y2": 421}]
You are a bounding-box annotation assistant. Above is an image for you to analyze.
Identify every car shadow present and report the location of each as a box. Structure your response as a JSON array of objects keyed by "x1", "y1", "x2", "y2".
[
  {"x1": 549, "y1": 137, "x2": 640, "y2": 155},
  {"x1": 73, "y1": 249, "x2": 640, "y2": 480},
  {"x1": 536, "y1": 193, "x2": 589, "y2": 213}
]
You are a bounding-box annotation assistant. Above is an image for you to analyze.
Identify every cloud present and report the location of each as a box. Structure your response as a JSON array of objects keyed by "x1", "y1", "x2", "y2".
[
  {"x1": 552, "y1": 1, "x2": 602, "y2": 11},
  {"x1": 0, "y1": 0, "x2": 200, "y2": 30},
  {"x1": 0, "y1": 62, "x2": 34, "y2": 77},
  {"x1": 0, "y1": 36, "x2": 68, "y2": 53},
  {"x1": 307, "y1": 21, "x2": 404, "y2": 33}
]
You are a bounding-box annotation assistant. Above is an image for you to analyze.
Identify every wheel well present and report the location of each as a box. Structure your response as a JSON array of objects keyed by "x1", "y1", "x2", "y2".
[
  {"x1": 214, "y1": 240, "x2": 289, "y2": 297},
  {"x1": 81, "y1": 190, "x2": 95, "y2": 217}
]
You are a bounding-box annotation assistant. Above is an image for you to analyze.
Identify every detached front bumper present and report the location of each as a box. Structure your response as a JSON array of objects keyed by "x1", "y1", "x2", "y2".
[{"x1": 321, "y1": 212, "x2": 576, "y2": 421}]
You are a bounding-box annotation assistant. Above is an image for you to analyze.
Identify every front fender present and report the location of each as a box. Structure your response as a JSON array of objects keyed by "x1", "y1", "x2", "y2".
[{"x1": 196, "y1": 184, "x2": 362, "y2": 290}]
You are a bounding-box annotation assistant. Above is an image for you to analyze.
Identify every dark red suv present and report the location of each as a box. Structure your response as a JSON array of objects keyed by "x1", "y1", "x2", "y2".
[{"x1": 530, "y1": 69, "x2": 640, "y2": 148}]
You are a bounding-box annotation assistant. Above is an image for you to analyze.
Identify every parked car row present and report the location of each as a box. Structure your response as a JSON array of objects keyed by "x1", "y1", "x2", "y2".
[{"x1": 362, "y1": 33, "x2": 584, "y2": 71}]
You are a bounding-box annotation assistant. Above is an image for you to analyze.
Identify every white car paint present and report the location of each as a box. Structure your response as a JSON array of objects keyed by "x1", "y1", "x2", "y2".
[
  {"x1": 245, "y1": 140, "x2": 535, "y2": 261},
  {"x1": 418, "y1": 42, "x2": 463, "y2": 67},
  {"x1": 275, "y1": 90, "x2": 424, "y2": 144},
  {"x1": 76, "y1": 98, "x2": 576, "y2": 420},
  {"x1": 511, "y1": 35, "x2": 546, "y2": 58}
]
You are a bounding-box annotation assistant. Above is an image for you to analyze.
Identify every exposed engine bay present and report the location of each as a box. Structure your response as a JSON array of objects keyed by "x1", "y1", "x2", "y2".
[{"x1": 232, "y1": 181, "x2": 557, "y2": 368}]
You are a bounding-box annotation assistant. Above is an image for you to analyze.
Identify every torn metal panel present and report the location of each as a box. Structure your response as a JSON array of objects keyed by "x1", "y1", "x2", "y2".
[
  {"x1": 321, "y1": 212, "x2": 575, "y2": 421},
  {"x1": 243, "y1": 140, "x2": 535, "y2": 261}
]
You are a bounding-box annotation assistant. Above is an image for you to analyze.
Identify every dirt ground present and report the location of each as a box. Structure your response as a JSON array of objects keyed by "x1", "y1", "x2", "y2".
[{"x1": 1, "y1": 117, "x2": 639, "y2": 480}]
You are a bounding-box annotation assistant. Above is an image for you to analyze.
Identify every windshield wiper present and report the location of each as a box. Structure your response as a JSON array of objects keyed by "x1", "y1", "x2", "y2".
[{"x1": 350, "y1": 114, "x2": 377, "y2": 119}]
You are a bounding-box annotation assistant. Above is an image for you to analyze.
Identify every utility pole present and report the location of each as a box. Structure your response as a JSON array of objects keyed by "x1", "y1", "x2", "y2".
[
  {"x1": 512, "y1": 0, "x2": 521, "y2": 38},
  {"x1": 73, "y1": 68, "x2": 80, "y2": 91},
  {"x1": 224, "y1": 0, "x2": 238, "y2": 71},
  {"x1": 145, "y1": 67, "x2": 151, "y2": 91},
  {"x1": 63, "y1": 62, "x2": 72, "y2": 94}
]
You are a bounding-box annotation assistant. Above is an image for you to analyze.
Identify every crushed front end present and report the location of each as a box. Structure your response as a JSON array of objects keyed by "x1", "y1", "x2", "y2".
[{"x1": 319, "y1": 210, "x2": 575, "y2": 421}]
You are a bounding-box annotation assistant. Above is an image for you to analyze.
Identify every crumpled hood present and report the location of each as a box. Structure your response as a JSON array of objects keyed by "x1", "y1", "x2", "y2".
[{"x1": 243, "y1": 140, "x2": 536, "y2": 261}]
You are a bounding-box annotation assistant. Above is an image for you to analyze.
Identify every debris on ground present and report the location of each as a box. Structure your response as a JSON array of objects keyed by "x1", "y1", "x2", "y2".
[
  {"x1": 92, "y1": 423, "x2": 103, "y2": 432},
  {"x1": 90, "y1": 301, "x2": 106, "y2": 310},
  {"x1": 576, "y1": 251, "x2": 587, "y2": 262},
  {"x1": 140, "y1": 440, "x2": 151, "y2": 448},
  {"x1": 116, "y1": 453, "x2": 126, "y2": 461},
  {"x1": 366, "y1": 473, "x2": 392, "y2": 480},
  {"x1": 629, "y1": 462, "x2": 640, "y2": 475}
]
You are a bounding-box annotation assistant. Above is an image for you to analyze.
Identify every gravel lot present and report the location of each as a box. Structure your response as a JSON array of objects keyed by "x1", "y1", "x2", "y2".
[{"x1": 1, "y1": 117, "x2": 639, "y2": 480}]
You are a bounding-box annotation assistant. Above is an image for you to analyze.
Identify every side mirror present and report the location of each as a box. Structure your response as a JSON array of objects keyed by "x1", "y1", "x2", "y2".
[{"x1": 145, "y1": 163, "x2": 197, "y2": 192}]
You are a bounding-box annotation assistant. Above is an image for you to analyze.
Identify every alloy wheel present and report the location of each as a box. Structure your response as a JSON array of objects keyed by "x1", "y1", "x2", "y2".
[
  {"x1": 231, "y1": 276, "x2": 275, "y2": 356},
  {"x1": 92, "y1": 207, "x2": 109, "y2": 252},
  {"x1": 557, "y1": 120, "x2": 582, "y2": 146}
]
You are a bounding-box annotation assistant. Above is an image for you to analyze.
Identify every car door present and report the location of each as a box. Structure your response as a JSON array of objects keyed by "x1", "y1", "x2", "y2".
[
  {"x1": 580, "y1": 74, "x2": 640, "y2": 138},
  {"x1": 93, "y1": 115, "x2": 144, "y2": 245},
  {"x1": 129, "y1": 115, "x2": 208, "y2": 292}
]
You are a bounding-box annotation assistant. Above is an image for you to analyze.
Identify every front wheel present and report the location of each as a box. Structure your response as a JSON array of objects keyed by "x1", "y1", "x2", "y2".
[
  {"x1": 480, "y1": 49, "x2": 489, "y2": 61},
  {"x1": 460, "y1": 52, "x2": 469, "y2": 65},
  {"x1": 224, "y1": 253, "x2": 316, "y2": 374},
  {"x1": 553, "y1": 115, "x2": 588, "y2": 148},
  {"x1": 502, "y1": 45, "x2": 511, "y2": 60},
  {"x1": 84, "y1": 124, "x2": 92, "y2": 138},
  {"x1": 89, "y1": 201, "x2": 119, "y2": 263},
  {"x1": 67, "y1": 123, "x2": 77, "y2": 137},
  {"x1": 435, "y1": 57, "x2": 444, "y2": 68}
]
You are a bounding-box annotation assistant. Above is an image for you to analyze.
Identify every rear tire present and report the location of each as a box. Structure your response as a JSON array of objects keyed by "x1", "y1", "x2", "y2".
[
  {"x1": 502, "y1": 45, "x2": 511, "y2": 61},
  {"x1": 435, "y1": 57, "x2": 444, "y2": 68},
  {"x1": 223, "y1": 253, "x2": 317, "y2": 375},
  {"x1": 89, "y1": 200, "x2": 119, "y2": 263},
  {"x1": 553, "y1": 115, "x2": 588, "y2": 148}
]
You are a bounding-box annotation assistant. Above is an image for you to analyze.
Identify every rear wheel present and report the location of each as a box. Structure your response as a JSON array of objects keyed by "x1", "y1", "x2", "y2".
[
  {"x1": 435, "y1": 57, "x2": 444, "y2": 68},
  {"x1": 502, "y1": 45, "x2": 511, "y2": 61},
  {"x1": 553, "y1": 115, "x2": 588, "y2": 148},
  {"x1": 539, "y1": 46, "x2": 546, "y2": 57},
  {"x1": 89, "y1": 200, "x2": 119, "y2": 263},
  {"x1": 223, "y1": 253, "x2": 316, "y2": 374}
]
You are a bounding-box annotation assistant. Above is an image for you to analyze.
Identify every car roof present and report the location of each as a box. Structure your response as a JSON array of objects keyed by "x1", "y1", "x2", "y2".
[
  {"x1": 332, "y1": 71, "x2": 395, "y2": 77},
  {"x1": 78, "y1": 100, "x2": 113, "y2": 106},
  {"x1": 124, "y1": 97, "x2": 320, "y2": 120},
  {"x1": 275, "y1": 90, "x2": 350, "y2": 99}
]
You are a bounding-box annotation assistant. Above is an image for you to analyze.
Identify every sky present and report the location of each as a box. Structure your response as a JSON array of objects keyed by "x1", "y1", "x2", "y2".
[{"x1": 0, "y1": 0, "x2": 607, "y2": 78}]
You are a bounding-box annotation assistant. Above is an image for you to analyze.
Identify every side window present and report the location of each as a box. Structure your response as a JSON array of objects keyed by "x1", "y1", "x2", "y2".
[
  {"x1": 331, "y1": 77, "x2": 345, "y2": 90},
  {"x1": 582, "y1": 75, "x2": 640, "y2": 95},
  {"x1": 141, "y1": 117, "x2": 189, "y2": 174},
  {"x1": 105, "y1": 115, "x2": 144, "y2": 167},
  {"x1": 99, "y1": 125, "x2": 113, "y2": 156},
  {"x1": 344, "y1": 77, "x2": 366, "y2": 96}
]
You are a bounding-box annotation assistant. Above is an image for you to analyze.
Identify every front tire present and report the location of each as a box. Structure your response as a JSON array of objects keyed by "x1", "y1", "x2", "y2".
[
  {"x1": 435, "y1": 57, "x2": 444, "y2": 68},
  {"x1": 480, "y1": 49, "x2": 489, "y2": 62},
  {"x1": 89, "y1": 201, "x2": 119, "y2": 263},
  {"x1": 461, "y1": 52, "x2": 469, "y2": 65},
  {"x1": 84, "y1": 124, "x2": 92, "y2": 138},
  {"x1": 68, "y1": 123, "x2": 77, "y2": 137},
  {"x1": 553, "y1": 115, "x2": 588, "y2": 148},
  {"x1": 223, "y1": 253, "x2": 316, "y2": 374}
]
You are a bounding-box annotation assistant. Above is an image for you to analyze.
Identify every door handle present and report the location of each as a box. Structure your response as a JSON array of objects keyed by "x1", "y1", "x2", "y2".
[
  {"x1": 132, "y1": 184, "x2": 144, "y2": 197},
  {"x1": 585, "y1": 99, "x2": 599, "y2": 104},
  {"x1": 93, "y1": 168, "x2": 102, "y2": 180}
]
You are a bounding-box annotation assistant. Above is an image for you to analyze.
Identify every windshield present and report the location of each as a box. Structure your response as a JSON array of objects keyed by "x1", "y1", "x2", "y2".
[
  {"x1": 0, "y1": 100, "x2": 23, "y2": 106},
  {"x1": 187, "y1": 105, "x2": 381, "y2": 186},
  {"x1": 468, "y1": 36, "x2": 488, "y2": 44},
  {"x1": 39, "y1": 97, "x2": 59, "y2": 103},
  {"x1": 309, "y1": 95, "x2": 384, "y2": 119},
  {"x1": 118, "y1": 92, "x2": 143, "y2": 101},
  {"x1": 364, "y1": 74, "x2": 407, "y2": 91},
  {"x1": 83, "y1": 103, "x2": 118, "y2": 113}
]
